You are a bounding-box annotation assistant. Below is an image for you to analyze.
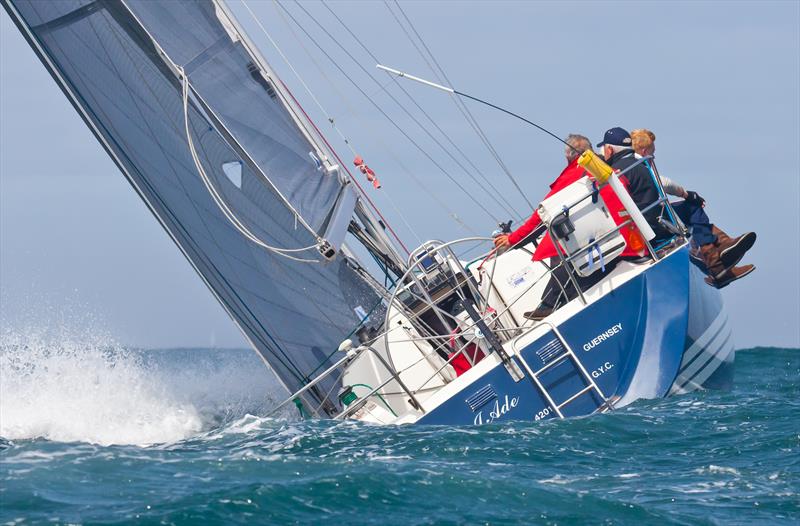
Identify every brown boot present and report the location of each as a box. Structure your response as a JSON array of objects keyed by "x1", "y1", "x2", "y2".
[
  {"x1": 712, "y1": 226, "x2": 757, "y2": 268},
  {"x1": 704, "y1": 264, "x2": 755, "y2": 289},
  {"x1": 699, "y1": 243, "x2": 727, "y2": 280},
  {"x1": 523, "y1": 306, "x2": 554, "y2": 321}
]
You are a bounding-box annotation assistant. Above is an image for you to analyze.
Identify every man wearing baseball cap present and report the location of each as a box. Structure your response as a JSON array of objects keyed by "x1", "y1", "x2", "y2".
[
  {"x1": 630, "y1": 129, "x2": 755, "y2": 288},
  {"x1": 599, "y1": 126, "x2": 754, "y2": 288},
  {"x1": 597, "y1": 126, "x2": 668, "y2": 240}
]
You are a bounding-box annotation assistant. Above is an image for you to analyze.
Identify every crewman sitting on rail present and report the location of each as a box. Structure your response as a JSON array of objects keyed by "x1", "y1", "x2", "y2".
[
  {"x1": 629, "y1": 128, "x2": 755, "y2": 288},
  {"x1": 493, "y1": 134, "x2": 643, "y2": 321}
]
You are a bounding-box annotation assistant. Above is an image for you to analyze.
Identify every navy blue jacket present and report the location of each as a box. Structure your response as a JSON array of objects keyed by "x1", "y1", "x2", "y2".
[{"x1": 606, "y1": 149, "x2": 668, "y2": 239}]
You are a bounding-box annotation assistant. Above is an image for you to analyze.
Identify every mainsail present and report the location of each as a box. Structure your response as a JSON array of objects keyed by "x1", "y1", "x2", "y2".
[{"x1": 3, "y1": 0, "x2": 394, "y2": 416}]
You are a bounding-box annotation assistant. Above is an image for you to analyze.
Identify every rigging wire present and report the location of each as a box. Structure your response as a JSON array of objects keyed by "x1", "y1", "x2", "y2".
[
  {"x1": 275, "y1": 1, "x2": 500, "y2": 224},
  {"x1": 383, "y1": 0, "x2": 515, "y2": 202},
  {"x1": 267, "y1": 3, "x2": 477, "y2": 237},
  {"x1": 277, "y1": 76, "x2": 436, "y2": 249},
  {"x1": 266, "y1": 1, "x2": 422, "y2": 247},
  {"x1": 320, "y1": 2, "x2": 521, "y2": 220},
  {"x1": 239, "y1": 0, "x2": 414, "y2": 255},
  {"x1": 240, "y1": 1, "x2": 480, "y2": 240},
  {"x1": 457, "y1": 91, "x2": 577, "y2": 152},
  {"x1": 288, "y1": 0, "x2": 502, "y2": 223},
  {"x1": 388, "y1": 0, "x2": 534, "y2": 210},
  {"x1": 378, "y1": 3, "x2": 501, "y2": 183},
  {"x1": 179, "y1": 66, "x2": 321, "y2": 263},
  {"x1": 387, "y1": 0, "x2": 514, "y2": 171},
  {"x1": 283, "y1": 81, "x2": 479, "y2": 242}
]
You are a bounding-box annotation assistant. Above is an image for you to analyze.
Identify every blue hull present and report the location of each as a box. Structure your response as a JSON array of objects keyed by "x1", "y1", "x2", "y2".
[
  {"x1": 418, "y1": 246, "x2": 733, "y2": 425},
  {"x1": 668, "y1": 261, "x2": 735, "y2": 394}
]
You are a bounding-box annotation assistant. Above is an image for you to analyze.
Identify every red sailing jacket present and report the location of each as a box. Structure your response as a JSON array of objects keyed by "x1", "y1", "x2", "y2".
[{"x1": 507, "y1": 158, "x2": 643, "y2": 261}]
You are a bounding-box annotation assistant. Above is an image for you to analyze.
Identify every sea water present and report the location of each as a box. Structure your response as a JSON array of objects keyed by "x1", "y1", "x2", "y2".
[{"x1": 1, "y1": 330, "x2": 797, "y2": 525}]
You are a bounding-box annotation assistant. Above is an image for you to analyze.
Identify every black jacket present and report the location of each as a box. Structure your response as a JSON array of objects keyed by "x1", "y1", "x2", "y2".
[
  {"x1": 606, "y1": 149, "x2": 658, "y2": 210},
  {"x1": 606, "y1": 149, "x2": 667, "y2": 238}
]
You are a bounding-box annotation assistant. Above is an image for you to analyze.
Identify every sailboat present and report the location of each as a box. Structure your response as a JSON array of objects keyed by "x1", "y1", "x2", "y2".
[{"x1": 3, "y1": 0, "x2": 734, "y2": 425}]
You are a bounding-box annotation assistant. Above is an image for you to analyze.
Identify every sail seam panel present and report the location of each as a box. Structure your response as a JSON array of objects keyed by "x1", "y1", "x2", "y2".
[
  {"x1": 181, "y1": 72, "x2": 322, "y2": 262},
  {"x1": 116, "y1": 0, "x2": 332, "y2": 239},
  {"x1": 8, "y1": 0, "x2": 311, "y2": 392},
  {"x1": 210, "y1": 0, "x2": 342, "y2": 183},
  {"x1": 62, "y1": 7, "x2": 332, "y2": 259},
  {"x1": 12, "y1": 0, "x2": 388, "y2": 416},
  {"x1": 15, "y1": 0, "x2": 354, "y2": 408},
  {"x1": 71, "y1": 12, "x2": 315, "y2": 277},
  {"x1": 19, "y1": 0, "x2": 303, "y2": 214},
  {"x1": 132, "y1": 3, "x2": 350, "y2": 234}
]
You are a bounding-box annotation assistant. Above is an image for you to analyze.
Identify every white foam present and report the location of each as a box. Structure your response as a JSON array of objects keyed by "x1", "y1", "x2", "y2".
[
  {"x1": 694, "y1": 464, "x2": 742, "y2": 477},
  {"x1": 0, "y1": 328, "x2": 277, "y2": 446},
  {"x1": 538, "y1": 474, "x2": 585, "y2": 485},
  {"x1": 0, "y1": 330, "x2": 201, "y2": 445}
]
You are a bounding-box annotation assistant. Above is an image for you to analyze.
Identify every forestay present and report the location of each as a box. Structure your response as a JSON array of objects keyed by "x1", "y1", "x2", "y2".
[{"x1": 4, "y1": 0, "x2": 384, "y2": 416}]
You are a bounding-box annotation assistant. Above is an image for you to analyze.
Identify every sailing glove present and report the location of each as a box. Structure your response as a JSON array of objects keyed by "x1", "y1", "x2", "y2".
[{"x1": 686, "y1": 190, "x2": 705, "y2": 206}]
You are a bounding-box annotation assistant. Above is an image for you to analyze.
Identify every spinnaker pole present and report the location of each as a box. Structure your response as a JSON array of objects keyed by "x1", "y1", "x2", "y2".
[{"x1": 376, "y1": 64, "x2": 578, "y2": 154}]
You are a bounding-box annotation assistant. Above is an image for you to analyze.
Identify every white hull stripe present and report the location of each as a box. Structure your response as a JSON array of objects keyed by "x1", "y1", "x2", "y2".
[
  {"x1": 673, "y1": 332, "x2": 733, "y2": 394},
  {"x1": 671, "y1": 326, "x2": 732, "y2": 395},
  {"x1": 679, "y1": 322, "x2": 731, "y2": 379},
  {"x1": 672, "y1": 332, "x2": 734, "y2": 395},
  {"x1": 679, "y1": 312, "x2": 728, "y2": 371},
  {"x1": 678, "y1": 322, "x2": 728, "y2": 377},
  {"x1": 679, "y1": 328, "x2": 731, "y2": 384}
]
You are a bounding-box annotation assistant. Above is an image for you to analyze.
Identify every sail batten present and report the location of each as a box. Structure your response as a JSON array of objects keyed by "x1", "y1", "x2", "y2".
[{"x1": 5, "y1": 0, "x2": 386, "y2": 415}]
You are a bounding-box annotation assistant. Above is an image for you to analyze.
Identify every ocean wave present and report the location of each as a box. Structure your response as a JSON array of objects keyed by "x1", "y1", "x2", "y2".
[
  {"x1": 0, "y1": 329, "x2": 281, "y2": 446},
  {"x1": 0, "y1": 348, "x2": 797, "y2": 524}
]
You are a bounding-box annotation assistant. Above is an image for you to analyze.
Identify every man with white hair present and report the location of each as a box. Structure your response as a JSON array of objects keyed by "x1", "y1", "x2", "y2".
[{"x1": 493, "y1": 133, "x2": 640, "y2": 320}]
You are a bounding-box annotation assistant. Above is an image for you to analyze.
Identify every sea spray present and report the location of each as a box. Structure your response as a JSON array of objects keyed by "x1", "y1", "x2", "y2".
[
  {"x1": 0, "y1": 329, "x2": 281, "y2": 446},
  {"x1": 0, "y1": 329, "x2": 199, "y2": 445}
]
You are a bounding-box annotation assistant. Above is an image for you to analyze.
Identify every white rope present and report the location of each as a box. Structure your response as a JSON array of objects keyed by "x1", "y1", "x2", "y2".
[{"x1": 179, "y1": 66, "x2": 321, "y2": 263}]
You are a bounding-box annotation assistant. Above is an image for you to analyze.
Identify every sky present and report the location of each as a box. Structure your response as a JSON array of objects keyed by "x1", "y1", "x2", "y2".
[{"x1": 1, "y1": 0, "x2": 798, "y2": 350}]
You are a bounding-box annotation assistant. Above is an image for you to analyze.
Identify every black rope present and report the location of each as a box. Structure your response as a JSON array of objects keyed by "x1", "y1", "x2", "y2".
[
  {"x1": 322, "y1": 2, "x2": 522, "y2": 220},
  {"x1": 389, "y1": 0, "x2": 534, "y2": 209},
  {"x1": 275, "y1": 1, "x2": 500, "y2": 223},
  {"x1": 454, "y1": 90, "x2": 581, "y2": 156}
]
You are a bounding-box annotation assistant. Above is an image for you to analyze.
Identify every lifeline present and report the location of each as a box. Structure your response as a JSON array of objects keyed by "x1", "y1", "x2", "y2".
[{"x1": 583, "y1": 323, "x2": 623, "y2": 351}]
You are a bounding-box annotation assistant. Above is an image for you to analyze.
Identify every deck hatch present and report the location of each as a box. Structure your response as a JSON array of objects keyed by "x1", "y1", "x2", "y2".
[{"x1": 465, "y1": 384, "x2": 497, "y2": 411}]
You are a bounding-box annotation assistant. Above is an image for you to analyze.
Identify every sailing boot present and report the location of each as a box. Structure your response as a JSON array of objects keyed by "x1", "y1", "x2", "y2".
[
  {"x1": 698, "y1": 243, "x2": 728, "y2": 281},
  {"x1": 704, "y1": 264, "x2": 755, "y2": 289},
  {"x1": 523, "y1": 305, "x2": 554, "y2": 321},
  {"x1": 712, "y1": 226, "x2": 757, "y2": 268},
  {"x1": 688, "y1": 245, "x2": 707, "y2": 273}
]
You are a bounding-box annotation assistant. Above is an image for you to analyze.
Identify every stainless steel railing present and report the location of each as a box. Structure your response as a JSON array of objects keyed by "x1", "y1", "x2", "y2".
[{"x1": 267, "y1": 155, "x2": 688, "y2": 421}]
